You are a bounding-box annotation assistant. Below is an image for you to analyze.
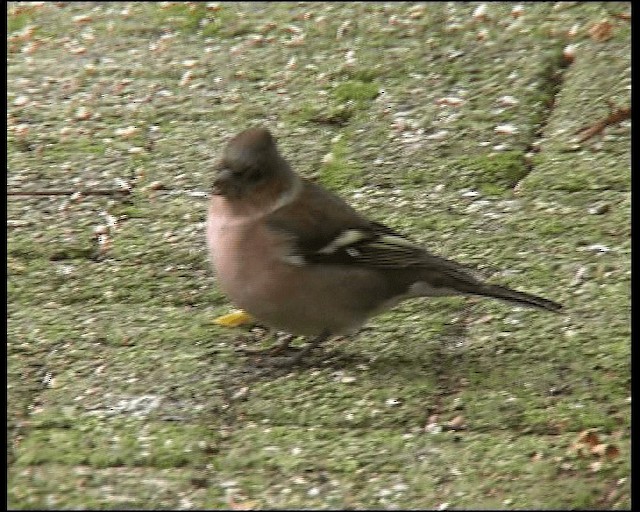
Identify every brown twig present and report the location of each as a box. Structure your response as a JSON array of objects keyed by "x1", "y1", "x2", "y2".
[
  {"x1": 613, "y1": 12, "x2": 631, "y2": 21},
  {"x1": 575, "y1": 102, "x2": 631, "y2": 143}
]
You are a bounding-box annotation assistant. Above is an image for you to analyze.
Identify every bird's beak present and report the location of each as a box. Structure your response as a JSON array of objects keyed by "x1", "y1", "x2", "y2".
[{"x1": 211, "y1": 167, "x2": 234, "y2": 196}]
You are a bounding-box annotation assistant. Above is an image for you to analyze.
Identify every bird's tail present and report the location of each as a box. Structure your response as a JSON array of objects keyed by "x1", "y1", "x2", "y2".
[
  {"x1": 472, "y1": 283, "x2": 563, "y2": 313},
  {"x1": 411, "y1": 253, "x2": 563, "y2": 313}
]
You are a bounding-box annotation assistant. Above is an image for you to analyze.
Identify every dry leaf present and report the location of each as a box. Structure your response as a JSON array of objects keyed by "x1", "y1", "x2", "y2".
[
  {"x1": 567, "y1": 23, "x2": 580, "y2": 37},
  {"x1": 435, "y1": 96, "x2": 465, "y2": 107},
  {"x1": 589, "y1": 460, "x2": 603, "y2": 472},
  {"x1": 562, "y1": 44, "x2": 577, "y2": 63},
  {"x1": 228, "y1": 497, "x2": 259, "y2": 510},
  {"x1": 146, "y1": 180, "x2": 165, "y2": 191},
  {"x1": 473, "y1": 4, "x2": 488, "y2": 21},
  {"x1": 494, "y1": 124, "x2": 519, "y2": 135},
  {"x1": 74, "y1": 106, "x2": 92, "y2": 120},
  {"x1": 115, "y1": 126, "x2": 139, "y2": 138},
  {"x1": 590, "y1": 443, "x2": 620, "y2": 460},
  {"x1": 570, "y1": 442, "x2": 591, "y2": 458},
  {"x1": 446, "y1": 415, "x2": 466, "y2": 431},
  {"x1": 588, "y1": 20, "x2": 613, "y2": 42},
  {"x1": 471, "y1": 314, "x2": 494, "y2": 325},
  {"x1": 73, "y1": 14, "x2": 93, "y2": 24},
  {"x1": 179, "y1": 70, "x2": 193, "y2": 86},
  {"x1": 577, "y1": 429, "x2": 600, "y2": 448}
]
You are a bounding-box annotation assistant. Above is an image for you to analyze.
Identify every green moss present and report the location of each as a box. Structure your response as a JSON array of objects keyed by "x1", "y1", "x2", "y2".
[
  {"x1": 8, "y1": 11, "x2": 31, "y2": 34},
  {"x1": 151, "y1": 3, "x2": 207, "y2": 33},
  {"x1": 17, "y1": 420, "x2": 216, "y2": 469},
  {"x1": 43, "y1": 137, "x2": 108, "y2": 159},
  {"x1": 451, "y1": 151, "x2": 528, "y2": 193},
  {"x1": 307, "y1": 103, "x2": 355, "y2": 126},
  {"x1": 148, "y1": 2, "x2": 240, "y2": 37},
  {"x1": 532, "y1": 218, "x2": 566, "y2": 236},
  {"x1": 110, "y1": 203, "x2": 147, "y2": 220},
  {"x1": 318, "y1": 135, "x2": 363, "y2": 191},
  {"x1": 333, "y1": 80, "x2": 380, "y2": 105},
  {"x1": 528, "y1": 47, "x2": 569, "y2": 136},
  {"x1": 405, "y1": 168, "x2": 429, "y2": 185},
  {"x1": 48, "y1": 245, "x2": 97, "y2": 261},
  {"x1": 340, "y1": 68, "x2": 381, "y2": 83},
  {"x1": 523, "y1": 148, "x2": 630, "y2": 192},
  {"x1": 290, "y1": 81, "x2": 378, "y2": 126},
  {"x1": 6, "y1": 2, "x2": 631, "y2": 509}
]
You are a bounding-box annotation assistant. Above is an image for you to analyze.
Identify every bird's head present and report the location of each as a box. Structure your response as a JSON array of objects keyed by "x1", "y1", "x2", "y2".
[{"x1": 212, "y1": 127, "x2": 289, "y2": 199}]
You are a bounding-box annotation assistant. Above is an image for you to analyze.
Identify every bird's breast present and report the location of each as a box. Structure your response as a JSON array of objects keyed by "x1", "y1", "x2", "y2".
[{"x1": 206, "y1": 199, "x2": 292, "y2": 308}]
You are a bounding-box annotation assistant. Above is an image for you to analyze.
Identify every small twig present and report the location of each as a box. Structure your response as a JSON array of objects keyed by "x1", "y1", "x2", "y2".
[
  {"x1": 575, "y1": 102, "x2": 631, "y2": 143},
  {"x1": 613, "y1": 11, "x2": 631, "y2": 21},
  {"x1": 7, "y1": 188, "x2": 132, "y2": 197}
]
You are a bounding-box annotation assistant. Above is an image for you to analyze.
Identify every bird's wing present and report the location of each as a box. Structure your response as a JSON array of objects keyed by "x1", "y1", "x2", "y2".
[
  {"x1": 266, "y1": 180, "x2": 481, "y2": 277},
  {"x1": 308, "y1": 221, "x2": 429, "y2": 268},
  {"x1": 267, "y1": 181, "x2": 563, "y2": 313}
]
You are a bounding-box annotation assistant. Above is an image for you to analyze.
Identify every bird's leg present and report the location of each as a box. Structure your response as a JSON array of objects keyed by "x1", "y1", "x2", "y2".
[
  {"x1": 269, "y1": 331, "x2": 332, "y2": 367},
  {"x1": 236, "y1": 332, "x2": 298, "y2": 356}
]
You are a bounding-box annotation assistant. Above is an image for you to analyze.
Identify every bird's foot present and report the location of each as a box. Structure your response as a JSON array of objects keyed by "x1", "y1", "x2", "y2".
[
  {"x1": 243, "y1": 331, "x2": 332, "y2": 368},
  {"x1": 235, "y1": 333, "x2": 298, "y2": 357}
]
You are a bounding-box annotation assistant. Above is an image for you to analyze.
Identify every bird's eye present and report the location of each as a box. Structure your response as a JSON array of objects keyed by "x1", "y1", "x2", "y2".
[
  {"x1": 220, "y1": 166, "x2": 242, "y2": 179},
  {"x1": 244, "y1": 166, "x2": 262, "y2": 182}
]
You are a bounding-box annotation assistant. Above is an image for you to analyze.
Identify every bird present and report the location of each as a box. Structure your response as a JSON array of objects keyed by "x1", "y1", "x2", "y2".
[{"x1": 206, "y1": 127, "x2": 562, "y2": 365}]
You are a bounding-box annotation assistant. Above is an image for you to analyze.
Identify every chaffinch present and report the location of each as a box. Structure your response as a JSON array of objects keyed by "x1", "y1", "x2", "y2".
[{"x1": 206, "y1": 127, "x2": 562, "y2": 365}]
